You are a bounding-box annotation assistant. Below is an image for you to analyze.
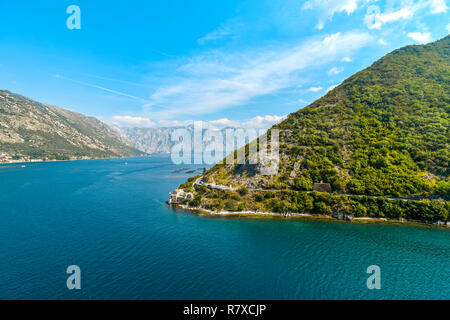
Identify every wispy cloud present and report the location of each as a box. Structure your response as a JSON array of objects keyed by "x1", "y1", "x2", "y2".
[
  {"x1": 428, "y1": 0, "x2": 449, "y2": 14},
  {"x1": 192, "y1": 115, "x2": 287, "y2": 130},
  {"x1": 307, "y1": 86, "x2": 323, "y2": 92},
  {"x1": 303, "y1": 0, "x2": 447, "y2": 31},
  {"x1": 365, "y1": 0, "x2": 448, "y2": 30},
  {"x1": 125, "y1": 114, "x2": 287, "y2": 131},
  {"x1": 328, "y1": 67, "x2": 343, "y2": 75},
  {"x1": 302, "y1": 0, "x2": 366, "y2": 30},
  {"x1": 56, "y1": 75, "x2": 149, "y2": 103},
  {"x1": 69, "y1": 72, "x2": 149, "y2": 88},
  {"x1": 379, "y1": 7, "x2": 414, "y2": 23},
  {"x1": 197, "y1": 19, "x2": 242, "y2": 45},
  {"x1": 407, "y1": 31, "x2": 432, "y2": 43},
  {"x1": 242, "y1": 115, "x2": 287, "y2": 129},
  {"x1": 378, "y1": 38, "x2": 389, "y2": 46},
  {"x1": 112, "y1": 116, "x2": 155, "y2": 127},
  {"x1": 327, "y1": 84, "x2": 339, "y2": 92},
  {"x1": 144, "y1": 31, "x2": 373, "y2": 120}
]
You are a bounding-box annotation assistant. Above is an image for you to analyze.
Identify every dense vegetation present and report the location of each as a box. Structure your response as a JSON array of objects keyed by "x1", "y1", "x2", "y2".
[
  {"x1": 179, "y1": 36, "x2": 450, "y2": 223},
  {"x1": 277, "y1": 36, "x2": 449, "y2": 197},
  {"x1": 192, "y1": 187, "x2": 448, "y2": 223}
]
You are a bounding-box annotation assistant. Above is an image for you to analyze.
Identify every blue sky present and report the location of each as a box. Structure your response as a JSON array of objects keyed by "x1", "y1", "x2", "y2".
[{"x1": 0, "y1": 0, "x2": 448, "y2": 129}]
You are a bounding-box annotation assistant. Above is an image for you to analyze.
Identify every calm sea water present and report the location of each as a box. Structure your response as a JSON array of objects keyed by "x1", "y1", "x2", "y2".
[{"x1": 0, "y1": 156, "x2": 449, "y2": 300}]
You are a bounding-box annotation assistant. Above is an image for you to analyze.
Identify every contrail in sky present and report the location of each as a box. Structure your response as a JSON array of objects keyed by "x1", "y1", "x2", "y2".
[{"x1": 56, "y1": 74, "x2": 149, "y2": 103}]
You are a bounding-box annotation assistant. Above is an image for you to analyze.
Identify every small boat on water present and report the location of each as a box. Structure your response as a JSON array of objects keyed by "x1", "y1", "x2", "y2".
[{"x1": 21, "y1": 165, "x2": 26, "y2": 168}]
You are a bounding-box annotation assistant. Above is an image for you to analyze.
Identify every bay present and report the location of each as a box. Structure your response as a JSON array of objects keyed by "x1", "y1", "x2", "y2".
[{"x1": 0, "y1": 156, "x2": 448, "y2": 299}]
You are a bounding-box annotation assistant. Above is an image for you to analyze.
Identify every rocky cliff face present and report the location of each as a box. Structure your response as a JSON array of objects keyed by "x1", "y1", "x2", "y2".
[
  {"x1": 119, "y1": 126, "x2": 252, "y2": 155},
  {"x1": 0, "y1": 90, "x2": 145, "y2": 162},
  {"x1": 119, "y1": 127, "x2": 177, "y2": 155}
]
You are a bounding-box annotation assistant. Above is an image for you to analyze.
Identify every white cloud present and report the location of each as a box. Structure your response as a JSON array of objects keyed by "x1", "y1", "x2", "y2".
[
  {"x1": 428, "y1": 0, "x2": 449, "y2": 14},
  {"x1": 378, "y1": 38, "x2": 388, "y2": 46},
  {"x1": 365, "y1": 0, "x2": 448, "y2": 30},
  {"x1": 198, "y1": 29, "x2": 231, "y2": 45},
  {"x1": 160, "y1": 115, "x2": 285, "y2": 132},
  {"x1": 157, "y1": 119, "x2": 193, "y2": 127},
  {"x1": 152, "y1": 115, "x2": 286, "y2": 130},
  {"x1": 242, "y1": 115, "x2": 287, "y2": 129},
  {"x1": 378, "y1": 7, "x2": 414, "y2": 23},
  {"x1": 366, "y1": 7, "x2": 414, "y2": 30},
  {"x1": 446, "y1": 23, "x2": 450, "y2": 32},
  {"x1": 342, "y1": 56, "x2": 352, "y2": 62},
  {"x1": 323, "y1": 32, "x2": 342, "y2": 44},
  {"x1": 307, "y1": 86, "x2": 323, "y2": 92},
  {"x1": 112, "y1": 116, "x2": 155, "y2": 127},
  {"x1": 208, "y1": 118, "x2": 241, "y2": 128},
  {"x1": 328, "y1": 67, "x2": 343, "y2": 75},
  {"x1": 145, "y1": 32, "x2": 372, "y2": 119},
  {"x1": 303, "y1": 0, "x2": 447, "y2": 32},
  {"x1": 197, "y1": 19, "x2": 241, "y2": 45},
  {"x1": 407, "y1": 32, "x2": 432, "y2": 43},
  {"x1": 327, "y1": 84, "x2": 339, "y2": 92},
  {"x1": 302, "y1": 0, "x2": 366, "y2": 30}
]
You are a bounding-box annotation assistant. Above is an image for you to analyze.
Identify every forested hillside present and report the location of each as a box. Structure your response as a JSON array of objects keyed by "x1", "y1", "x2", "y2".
[{"x1": 178, "y1": 36, "x2": 450, "y2": 223}]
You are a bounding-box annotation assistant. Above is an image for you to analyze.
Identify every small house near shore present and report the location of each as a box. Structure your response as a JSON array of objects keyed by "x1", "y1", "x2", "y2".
[
  {"x1": 313, "y1": 181, "x2": 332, "y2": 193},
  {"x1": 168, "y1": 189, "x2": 194, "y2": 204}
]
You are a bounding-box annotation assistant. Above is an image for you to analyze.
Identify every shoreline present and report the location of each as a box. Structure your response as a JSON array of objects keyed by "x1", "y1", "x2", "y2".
[
  {"x1": 0, "y1": 159, "x2": 76, "y2": 165},
  {"x1": 0, "y1": 155, "x2": 151, "y2": 166},
  {"x1": 172, "y1": 203, "x2": 450, "y2": 228}
]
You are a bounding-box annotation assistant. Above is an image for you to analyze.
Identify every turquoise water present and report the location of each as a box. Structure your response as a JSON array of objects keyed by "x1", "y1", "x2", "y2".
[{"x1": 0, "y1": 156, "x2": 449, "y2": 300}]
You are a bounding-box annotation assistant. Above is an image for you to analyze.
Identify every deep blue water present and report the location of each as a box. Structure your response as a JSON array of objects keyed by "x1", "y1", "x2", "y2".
[{"x1": 0, "y1": 156, "x2": 449, "y2": 300}]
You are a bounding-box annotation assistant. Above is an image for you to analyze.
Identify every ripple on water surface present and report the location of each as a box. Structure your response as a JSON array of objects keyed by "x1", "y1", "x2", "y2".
[{"x1": 0, "y1": 157, "x2": 449, "y2": 299}]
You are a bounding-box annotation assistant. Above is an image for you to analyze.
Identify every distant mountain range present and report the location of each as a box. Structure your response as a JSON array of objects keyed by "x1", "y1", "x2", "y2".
[
  {"x1": 0, "y1": 90, "x2": 252, "y2": 163},
  {"x1": 0, "y1": 90, "x2": 254, "y2": 163},
  {"x1": 119, "y1": 127, "x2": 180, "y2": 155},
  {"x1": 0, "y1": 90, "x2": 145, "y2": 162},
  {"x1": 119, "y1": 126, "x2": 255, "y2": 155}
]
